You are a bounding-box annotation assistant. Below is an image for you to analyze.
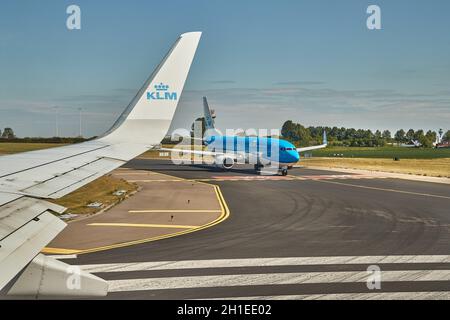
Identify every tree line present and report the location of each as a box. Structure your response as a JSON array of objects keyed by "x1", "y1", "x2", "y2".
[
  {"x1": 0, "y1": 127, "x2": 96, "y2": 143},
  {"x1": 0, "y1": 125, "x2": 99, "y2": 143},
  {"x1": 281, "y1": 120, "x2": 450, "y2": 148}
]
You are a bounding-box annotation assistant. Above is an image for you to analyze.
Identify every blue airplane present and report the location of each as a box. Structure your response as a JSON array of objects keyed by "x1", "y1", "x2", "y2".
[{"x1": 165, "y1": 97, "x2": 327, "y2": 176}]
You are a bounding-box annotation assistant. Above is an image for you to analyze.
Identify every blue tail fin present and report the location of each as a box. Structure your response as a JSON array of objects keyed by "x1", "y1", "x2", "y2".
[{"x1": 203, "y1": 97, "x2": 215, "y2": 130}]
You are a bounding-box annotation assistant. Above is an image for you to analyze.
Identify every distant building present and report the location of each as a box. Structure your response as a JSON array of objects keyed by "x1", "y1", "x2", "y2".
[{"x1": 436, "y1": 141, "x2": 450, "y2": 149}]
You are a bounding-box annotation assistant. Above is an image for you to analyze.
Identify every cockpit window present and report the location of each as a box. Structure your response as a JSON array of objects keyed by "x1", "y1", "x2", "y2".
[
  {"x1": 286, "y1": 148, "x2": 293, "y2": 151},
  {"x1": 280, "y1": 147, "x2": 286, "y2": 151}
]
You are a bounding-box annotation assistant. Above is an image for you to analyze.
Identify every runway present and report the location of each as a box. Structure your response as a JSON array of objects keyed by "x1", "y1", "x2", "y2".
[{"x1": 68, "y1": 159, "x2": 450, "y2": 299}]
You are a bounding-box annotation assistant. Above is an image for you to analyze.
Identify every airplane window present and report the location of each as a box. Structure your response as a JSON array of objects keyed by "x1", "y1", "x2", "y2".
[
  {"x1": 280, "y1": 147, "x2": 286, "y2": 151},
  {"x1": 287, "y1": 148, "x2": 293, "y2": 151}
]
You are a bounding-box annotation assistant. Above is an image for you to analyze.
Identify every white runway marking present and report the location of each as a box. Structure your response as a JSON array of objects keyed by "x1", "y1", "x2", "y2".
[
  {"x1": 47, "y1": 254, "x2": 78, "y2": 260},
  {"x1": 107, "y1": 270, "x2": 450, "y2": 292},
  {"x1": 203, "y1": 292, "x2": 450, "y2": 300},
  {"x1": 80, "y1": 255, "x2": 450, "y2": 273},
  {"x1": 76, "y1": 255, "x2": 450, "y2": 298}
]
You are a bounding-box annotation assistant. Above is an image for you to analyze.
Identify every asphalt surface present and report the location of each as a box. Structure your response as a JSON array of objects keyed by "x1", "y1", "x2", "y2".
[
  {"x1": 71, "y1": 159, "x2": 450, "y2": 299},
  {"x1": 45, "y1": 169, "x2": 222, "y2": 254}
]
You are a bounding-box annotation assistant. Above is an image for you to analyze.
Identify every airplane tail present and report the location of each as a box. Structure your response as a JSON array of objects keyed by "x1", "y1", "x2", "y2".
[
  {"x1": 101, "y1": 32, "x2": 202, "y2": 145},
  {"x1": 202, "y1": 96, "x2": 222, "y2": 141},
  {"x1": 203, "y1": 96, "x2": 215, "y2": 130}
]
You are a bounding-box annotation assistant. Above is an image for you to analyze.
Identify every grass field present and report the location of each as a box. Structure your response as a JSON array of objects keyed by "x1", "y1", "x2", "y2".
[
  {"x1": 311, "y1": 146, "x2": 450, "y2": 159},
  {"x1": 302, "y1": 157, "x2": 450, "y2": 178},
  {"x1": 0, "y1": 142, "x2": 66, "y2": 155},
  {"x1": 1, "y1": 142, "x2": 448, "y2": 178},
  {"x1": 3, "y1": 143, "x2": 448, "y2": 160},
  {"x1": 52, "y1": 175, "x2": 137, "y2": 216}
]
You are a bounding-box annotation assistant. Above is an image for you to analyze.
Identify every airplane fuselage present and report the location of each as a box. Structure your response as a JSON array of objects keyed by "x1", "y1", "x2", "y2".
[{"x1": 205, "y1": 135, "x2": 300, "y2": 165}]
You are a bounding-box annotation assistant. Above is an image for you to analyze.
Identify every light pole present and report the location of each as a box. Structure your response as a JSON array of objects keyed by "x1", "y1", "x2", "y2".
[
  {"x1": 53, "y1": 106, "x2": 59, "y2": 137},
  {"x1": 78, "y1": 107, "x2": 82, "y2": 137}
]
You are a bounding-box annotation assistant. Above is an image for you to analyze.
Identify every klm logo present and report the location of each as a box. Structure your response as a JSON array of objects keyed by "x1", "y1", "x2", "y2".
[{"x1": 147, "y1": 83, "x2": 177, "y2": 101}]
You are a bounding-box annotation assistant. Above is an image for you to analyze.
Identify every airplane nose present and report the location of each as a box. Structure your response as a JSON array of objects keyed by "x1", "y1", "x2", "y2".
[{"x1": 289, "y1": 151, "x2": 299, "y2": 163}]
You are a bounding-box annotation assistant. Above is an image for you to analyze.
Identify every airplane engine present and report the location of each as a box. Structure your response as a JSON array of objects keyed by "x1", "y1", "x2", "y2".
[{"x1": 216, "y1": 155, "x2": 234, "y2": 170}]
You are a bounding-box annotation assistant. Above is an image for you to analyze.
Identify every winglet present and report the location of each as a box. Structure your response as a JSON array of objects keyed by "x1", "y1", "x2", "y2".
[
  {"x1": 101, "y1": 32, "x2": 202, "y2": 145},
  {"x1": 323, "y1": 130, "x2": 328, "y2": 145}
]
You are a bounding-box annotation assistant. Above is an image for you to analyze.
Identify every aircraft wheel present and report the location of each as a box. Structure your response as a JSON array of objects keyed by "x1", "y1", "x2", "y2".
[{"x1": 281, "y1": 169, "x2": 288, "y2": 176}]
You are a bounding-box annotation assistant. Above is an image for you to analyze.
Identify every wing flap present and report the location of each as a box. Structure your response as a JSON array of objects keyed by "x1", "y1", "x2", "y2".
[
  {"x1": 0, "y1": 144, "x2": 149, "y2": 198},
  {"x1": 0, "y1": 196, "x2": 66, "y2": 290},
  {"x1": 0, "y1": 197, "x2": 62, "y2": 238},
  {"x1": 0, "y1": 141, "x2": 108, "y2": 178},
  {"x1": 21, "y1": 157, "x2": 125, "y2": 198}
]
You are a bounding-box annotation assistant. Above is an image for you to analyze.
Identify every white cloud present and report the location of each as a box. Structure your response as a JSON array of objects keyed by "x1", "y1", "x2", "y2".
[{"x1": 1, "y1": 86, "x2": 449, "y2": 137}]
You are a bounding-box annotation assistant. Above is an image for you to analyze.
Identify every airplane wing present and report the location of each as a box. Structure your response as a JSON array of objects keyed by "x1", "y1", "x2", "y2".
[
  {"x1": 297, "y1": 131, "x2": 328, "y2": 153},
  {"x1": 296, "y1": 144, "x2": 327, "y2": 153},
  {"x1": 160, "y1": 147, "x2": 246, "y2": 159},
  {"x1": 160, "y1": 147, "x2": 221, "y2": 157},
  {"x1": 0, "y1": 32, "x2": 201, "y2": 298},
  {"x1": 159, "y1": 147, "x2": 245, "y2": 163}
]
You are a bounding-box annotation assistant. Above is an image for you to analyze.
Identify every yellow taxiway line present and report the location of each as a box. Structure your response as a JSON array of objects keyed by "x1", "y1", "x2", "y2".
[
  {"x1": 113, "y1": 172, "x2": 159, "y2": 176},
  {"x1": 87, "y1": 223, "x2": 200, "y2": 229},
  {"x1": 41, "y1": 247, "x2": 81, "y2": 255},
  {"x1": 128, "y1": 179, "x2": 184, "y2": 182},
  {"x1": 129, "y1": 209, "x2": 222, "y2": 213},
  {"x1": 42, "y1": 176, "x2": 230, "y2": 255}
]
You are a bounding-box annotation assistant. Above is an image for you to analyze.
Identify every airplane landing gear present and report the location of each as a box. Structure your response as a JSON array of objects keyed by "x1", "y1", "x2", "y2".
[
  {"x1": 255, "y1": 163, "x2": 288, "y2": 176},
  {"x1": 278, "y1": 166, "x2": 288, "y2": 176}
]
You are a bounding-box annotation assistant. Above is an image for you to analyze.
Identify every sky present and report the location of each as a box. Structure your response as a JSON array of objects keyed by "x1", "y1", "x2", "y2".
[{"x1": 0, "y1": 0, "x2": 449, "y2": 137}]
